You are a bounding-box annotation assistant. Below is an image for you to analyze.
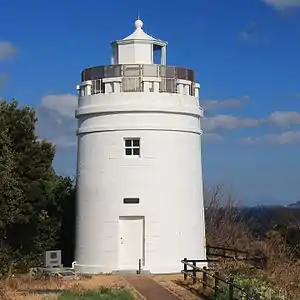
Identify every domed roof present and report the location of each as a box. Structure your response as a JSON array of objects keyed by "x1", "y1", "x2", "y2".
[{"x1": 122, "y1": 18, "x2": 156, "y2": 41}]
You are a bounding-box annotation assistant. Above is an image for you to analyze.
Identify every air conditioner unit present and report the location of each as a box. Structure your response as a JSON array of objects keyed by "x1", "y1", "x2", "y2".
[{"x1": 44, "y1": 250, "x2": 62, "y2": 268}]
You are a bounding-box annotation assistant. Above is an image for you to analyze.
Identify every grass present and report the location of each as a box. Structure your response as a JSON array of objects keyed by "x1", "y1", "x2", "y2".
[
  {"x1": 0, "y1": 274, "x2": 131, "y2": 299},
  {"x1": 57, "y1": 286, "x2": 134, "y2": 300}
]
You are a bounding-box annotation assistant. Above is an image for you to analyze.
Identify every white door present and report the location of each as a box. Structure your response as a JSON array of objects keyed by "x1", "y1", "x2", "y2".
[{"x1": 119, "y1": 217, "x2": 144, "y2": 270}]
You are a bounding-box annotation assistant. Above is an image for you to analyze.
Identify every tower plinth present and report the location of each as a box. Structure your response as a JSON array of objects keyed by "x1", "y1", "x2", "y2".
[{"x1": 75, "y1": 19, "x2": 206, "y2": 274}]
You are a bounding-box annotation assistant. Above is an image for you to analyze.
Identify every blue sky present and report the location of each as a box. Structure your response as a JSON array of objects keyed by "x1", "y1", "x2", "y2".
[{"x1": 1, "y1": 0, "x2": 300, "y2": 206}]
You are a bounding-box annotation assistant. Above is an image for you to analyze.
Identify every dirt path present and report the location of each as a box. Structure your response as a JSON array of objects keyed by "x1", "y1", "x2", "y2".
[{"x1": 124, "y1": 275, "x2": 181, "y2": 300}]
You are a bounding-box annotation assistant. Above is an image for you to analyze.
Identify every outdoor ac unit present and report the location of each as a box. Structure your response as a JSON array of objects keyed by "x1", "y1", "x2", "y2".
[{"x1": 44, "y1": 250, "x2": 62, "y2": 268}]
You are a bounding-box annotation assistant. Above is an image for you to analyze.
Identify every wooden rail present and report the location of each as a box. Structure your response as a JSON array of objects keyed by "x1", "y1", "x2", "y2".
[
  {"x1": 181, "y1": 259, "x2": 262, "y2": 300},
  {"x1": 206, "y1": 245, "x2": 268, "y2": 268}
]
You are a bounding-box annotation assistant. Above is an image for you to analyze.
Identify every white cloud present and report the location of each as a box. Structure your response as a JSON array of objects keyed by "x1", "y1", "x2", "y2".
[
  {"x1": 268, "y1": 131, "x2": 300, "y2": 144},
  {"x1": 267, "y1": 111, "x2": 300, "y2": 127},
  {"x1": 241, "y1": 137, "x2": 261, "y2": 144},
  {"x1": 263, "y1": 0, "x2": 300, "y2": 9},
  {"x1": 203, "y1": 115, "x2": 260, "y2": 132},
  {"x1": 240, "y1": 31, "x2": 254, "y2": 42},
  {"x1": 201, "y1": 96, "x2": 249, "y2": 111},
  {"x1": 41, "y1": 94, "x2": 77, "y2": 118},
  {"x1": 50, "y1": 136, "x2": 77, "y2": 148},
  {"x1": 242, "y1": 131, "x2": 300, "y2": 145},
  {"x1": 0, "y1": 41, "x2": 18, "y2": 61},
  {"x1": 37, "y1": 94, "x2": 77, "y2": 149},
  {"x1": 203, "y1": 133, "x2": 224, "y2": 142}
]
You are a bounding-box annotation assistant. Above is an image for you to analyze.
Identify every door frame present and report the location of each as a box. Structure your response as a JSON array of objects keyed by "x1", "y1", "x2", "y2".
[{"x1": 118, "y1": 216, "x2": 145, "y2": 268}]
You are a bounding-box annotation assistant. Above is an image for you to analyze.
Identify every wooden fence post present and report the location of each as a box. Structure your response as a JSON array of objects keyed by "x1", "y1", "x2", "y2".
[
  {"x1": 214, "y1": 271, "x2": 219, "y2": 297},
  {"x1": 192, "y1": 261, "x2": 197, "y2": 284},
  {"x1": 228, "y1": 276, "x2": 234, "y2": 300},
  {"x1": 222, "y1": 248, "x2": 226, "y2": 257},
  {"x1": 183, "y1": 258, "x2": 187, "y2": 280},
  {"x1": 202, "y1": 266, "x2": 207, "y2": 291}
]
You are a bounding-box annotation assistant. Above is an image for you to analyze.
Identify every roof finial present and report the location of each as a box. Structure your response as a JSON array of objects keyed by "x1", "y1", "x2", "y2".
[{"x1": 135, "y1": 15, "x2": 143, "y2": 30}]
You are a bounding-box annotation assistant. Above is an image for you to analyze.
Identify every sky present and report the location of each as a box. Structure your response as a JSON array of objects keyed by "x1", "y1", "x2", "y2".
[{"x1": 0, "y1": 0, "x2": 300, "y2": 206}]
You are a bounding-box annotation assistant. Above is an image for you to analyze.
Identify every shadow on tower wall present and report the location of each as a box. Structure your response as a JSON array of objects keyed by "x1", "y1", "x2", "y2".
[{"x1": 59, "y1": 186, "x2": 76, "y2": 267}]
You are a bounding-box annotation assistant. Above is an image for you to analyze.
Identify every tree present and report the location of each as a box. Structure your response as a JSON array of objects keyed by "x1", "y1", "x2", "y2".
[{"x1": 0, "y1": 99, "x2": 74, "y2": 273}]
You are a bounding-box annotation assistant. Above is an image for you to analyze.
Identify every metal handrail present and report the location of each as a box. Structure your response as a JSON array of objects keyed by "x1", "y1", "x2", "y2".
[{"x1": 81, "y1": 64, "x2": 195, "y2": 82}]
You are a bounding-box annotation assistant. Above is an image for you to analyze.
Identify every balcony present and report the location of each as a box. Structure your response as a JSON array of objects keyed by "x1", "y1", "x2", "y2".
[{"x1": 77, "y1": 64, "x2": 199, "y2": 97}]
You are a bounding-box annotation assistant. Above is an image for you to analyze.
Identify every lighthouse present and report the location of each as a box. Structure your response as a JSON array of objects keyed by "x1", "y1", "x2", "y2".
[{"x1": 75, "y1": 18, "x2": 206, "y2": 274}]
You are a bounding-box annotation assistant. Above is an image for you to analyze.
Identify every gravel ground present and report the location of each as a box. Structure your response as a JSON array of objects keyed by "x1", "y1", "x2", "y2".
[{"x1": 153, "y1": 274, "x2": 204, "y2": 300}]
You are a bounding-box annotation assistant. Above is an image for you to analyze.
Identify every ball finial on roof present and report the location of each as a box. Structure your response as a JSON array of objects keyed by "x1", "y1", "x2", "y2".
[{"x1": 135, "y1": 18, "x2": 143, "y2": 29}]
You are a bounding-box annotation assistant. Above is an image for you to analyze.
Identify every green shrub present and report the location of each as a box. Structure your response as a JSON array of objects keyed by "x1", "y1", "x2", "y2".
[
  {"x1": 57, "y1": 286, "x2": 133, "y2": 300},
  {"x1": 209, "y1": 275, "x2": 294, "y2": 300}
]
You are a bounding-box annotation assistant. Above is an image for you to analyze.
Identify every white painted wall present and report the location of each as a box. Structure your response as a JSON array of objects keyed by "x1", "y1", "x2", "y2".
[
  {"x1": 75, "y1": 91, "x2": 206, "y2": 274},
  {"x1": 117, "y1": 42, "x2": 153, "y2": 64}
]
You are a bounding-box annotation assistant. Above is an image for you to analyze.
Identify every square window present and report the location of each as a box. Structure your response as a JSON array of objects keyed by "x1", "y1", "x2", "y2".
[{"x1": 124, "y1": 138, "x2": 141, "y2": 156}]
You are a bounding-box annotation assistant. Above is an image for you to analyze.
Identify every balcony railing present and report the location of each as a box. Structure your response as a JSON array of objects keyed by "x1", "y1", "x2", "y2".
[
  {"x1": 78, "y1": 64, "x2": 198, "y2": 97},
  {"x1": 81, "y1": 64, "x2": 195, "y2": 82}
]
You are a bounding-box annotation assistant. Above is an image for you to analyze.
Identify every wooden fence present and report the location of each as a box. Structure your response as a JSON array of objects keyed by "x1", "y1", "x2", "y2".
[
  {"x1": 206, "y1": 245, "x2": 268, "y2": 268},
  {"x1": 181, "y1": 258, "x2": 262, "y2": 300}
]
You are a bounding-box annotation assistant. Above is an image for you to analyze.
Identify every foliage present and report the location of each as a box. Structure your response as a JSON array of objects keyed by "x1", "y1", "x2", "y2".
[
  {"x1": 0, "y1": 99, "x2": 75, "y2": 274},
  {"x1": 57, "y1": 287, "x2": 134, "y2": 300},
  {"x1": 209, "y1": 275, "x2": 294, "y2": 300},
  {"x1": 204, "y1": 184, "x2": 300, "y2": 299},
  {"x1": 204, "y1": 184, "x2": 253, "y2": 250}
]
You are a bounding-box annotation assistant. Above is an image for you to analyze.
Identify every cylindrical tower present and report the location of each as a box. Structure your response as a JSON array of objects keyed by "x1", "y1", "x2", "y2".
[{"x1": 75, "y1": 19, "x2": 206, "y2": 274}]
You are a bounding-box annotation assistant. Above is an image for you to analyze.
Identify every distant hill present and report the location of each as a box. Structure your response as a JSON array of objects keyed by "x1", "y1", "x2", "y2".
[
  {"x1": 288, "y1": 201, "x2": 300, "y2": 208},
  {"x1": 238, "y1": 205, "x2": 300, "y2": 236}
]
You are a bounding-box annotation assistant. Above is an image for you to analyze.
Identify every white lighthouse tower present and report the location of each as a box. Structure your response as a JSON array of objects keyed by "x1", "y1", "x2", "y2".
[{"x1": 75, "y1": 18, "x2": 206, "y2": 274}]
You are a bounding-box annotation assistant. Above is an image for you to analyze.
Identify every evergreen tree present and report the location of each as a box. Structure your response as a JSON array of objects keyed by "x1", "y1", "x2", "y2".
[{"x1": 0, "y1": 99, "x2": 75, "y2": 273}]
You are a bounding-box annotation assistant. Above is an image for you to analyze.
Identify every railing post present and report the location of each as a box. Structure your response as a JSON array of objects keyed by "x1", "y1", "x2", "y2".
[
  {"x1": 202, "y1": 266, "x2": 207, "y2": 291},
  {"x1": 229, "y1": 276, "x2": 234, "y2": 300},
  {"x1": 192, "y1": 261, "x2": 197, "y2": 284},
  {"x1": 214, "y1": 271, "x2": 219, "y2": 297},
  {"x1": 183, "y1": 258, "x2": 187, "y2": 280}
]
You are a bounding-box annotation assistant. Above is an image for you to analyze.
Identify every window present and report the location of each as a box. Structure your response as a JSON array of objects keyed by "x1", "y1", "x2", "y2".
[
  {"x1": 153, "y1": 44, "x2": 162, "y2": 64},
  {"x1": 124, "y1": 138, "x2": 140, "y2": 156},
  {"x1": 50, "y1": 252, "x2": 57, "y2": 259},
  {"x1": 123, "y1": 198, "x2": 140, "y2": 204}
]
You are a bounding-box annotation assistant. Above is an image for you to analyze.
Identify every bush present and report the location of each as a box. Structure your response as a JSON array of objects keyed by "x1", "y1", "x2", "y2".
[
  {"x1": 204, "y1": 184, "x2": 300, "y2": 299},
  {"x1": 210, "y1": 275, "x2": 295, "y2": 300},
  {"x1": 204, "y1": 184, "x2": 253, "y2": 251}
]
